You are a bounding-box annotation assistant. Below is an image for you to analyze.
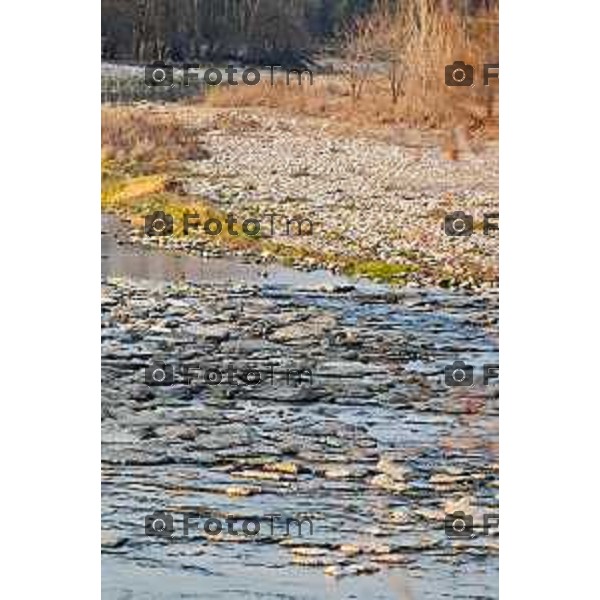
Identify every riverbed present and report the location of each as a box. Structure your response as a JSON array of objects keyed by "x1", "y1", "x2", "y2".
[{"x1": 102, "y1": 214, "x2": 498, "y2": 599}]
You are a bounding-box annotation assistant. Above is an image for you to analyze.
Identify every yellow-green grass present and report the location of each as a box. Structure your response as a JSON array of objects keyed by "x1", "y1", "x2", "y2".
[
  {"x1": 344, "y1": 260, "x2": 420, "y2": 283},
  {"x1": 102, "y1": 173, "x2": 263, "y2": 247}
]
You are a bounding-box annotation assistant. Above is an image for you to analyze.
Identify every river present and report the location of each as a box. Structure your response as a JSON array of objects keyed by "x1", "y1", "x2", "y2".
[{"x1": 102, "y1": 214, "x2": 499, "y2": 600}]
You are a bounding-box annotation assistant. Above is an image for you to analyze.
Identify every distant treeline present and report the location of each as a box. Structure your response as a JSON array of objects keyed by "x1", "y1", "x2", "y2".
[{"x1": 101, "y1": 0, "x2": 380, "y2": 65}]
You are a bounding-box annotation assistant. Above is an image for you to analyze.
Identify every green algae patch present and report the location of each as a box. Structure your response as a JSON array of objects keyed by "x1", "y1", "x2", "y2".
[{"x1": 343, "y1": 260, "x2": 420, "y2": 284}]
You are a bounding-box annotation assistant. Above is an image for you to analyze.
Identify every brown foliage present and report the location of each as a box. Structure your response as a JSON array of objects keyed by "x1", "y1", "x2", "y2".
[
  {"x1": 101, "y1": 106, "x2": 209, "y2": 173},
  {"x1": 208, "y1": 0, "x2": 498, "y2": 140}
]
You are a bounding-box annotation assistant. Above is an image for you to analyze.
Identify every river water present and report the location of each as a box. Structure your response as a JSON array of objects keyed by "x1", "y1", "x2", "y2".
[{"x1": 102, "y1": 215, "x2": 499, "y2": 600}]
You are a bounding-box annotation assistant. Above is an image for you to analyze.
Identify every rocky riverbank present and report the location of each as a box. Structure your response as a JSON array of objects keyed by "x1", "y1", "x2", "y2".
[{"x1": 104, "y1": 105, "x2": 498, "y2": 289}]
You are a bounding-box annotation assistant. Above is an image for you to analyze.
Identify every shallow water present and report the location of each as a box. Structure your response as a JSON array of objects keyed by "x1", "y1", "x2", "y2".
[
  {"x1": 102, "y1": 214, "x2": 350, "y2": 288},
  {"x1": 102, "y1": 215, "x2": 498, "y2": 599}
]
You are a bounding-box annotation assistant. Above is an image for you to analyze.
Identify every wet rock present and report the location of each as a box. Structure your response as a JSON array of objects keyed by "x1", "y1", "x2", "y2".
[
  {"x1": 165, "y1": 425, "x2": 197, "y2": 441},
  {"x1": 376, "y1": 457, "x2": 409, "y2": 482},
  {"x1": 196, "y1": 324, "x2": 232, "y2": 343},
  {"x1": 263, "y1": 461, "x2": 299, "y2": 475},
  {"x1": 293, "y1": 556, "x2": 334, "y2": 567},
  {"x1": 101, "y1": 530, "x2": 128, "y2": 549},
  {"x1": 323, "y1": 467, "x2": 352, "y2": 479},
  {"x1": 373, "y1": 553, "x2": 412, "y2": 565},
  {"x1": 324, "y1": 565, "x2": 343, "y2": 577},
  {"x1": 130, "y1": 384, "x2": 154, "y2": 401},
  {"x1": 324, "y1": 563, "x2": 381, "y2": 577},
  {"x1": 387, "y1": 509, "x2": 412, "y2": 525},
  {"x1": 231, "y1": 469, "x2": 292, "y2": 482},
  {"x1": 138, "y1": 425, "x2": 157, "y2": 440},
  {"x1": 225, "y1": 485, "x2": 262, "y2": 497},
  {"x1": 371, "y1": 474, "x2": 407, "y2": 494},
  {"x1": 339, "y1": 544, "x2": 361, "y2": 557},
  {"x1": 101, "y1": 275, "x2": 498, "y2": 587},
  {"x1": 291, "y1": 547, "x2": 328, "y2": 557}
]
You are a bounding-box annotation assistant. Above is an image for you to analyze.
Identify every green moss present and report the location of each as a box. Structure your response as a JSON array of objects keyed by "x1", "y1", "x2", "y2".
[{"x1": 343, "y1": 260, "x2": 419, "y2": 283}]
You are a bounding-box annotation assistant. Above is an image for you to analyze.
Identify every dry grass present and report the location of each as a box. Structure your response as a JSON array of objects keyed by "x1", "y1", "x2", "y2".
[
  {"x1": 208, "y1": 0, "x2": 498, "y2": 143},
  {"x1": 101, "y1": 106, "x2": 261, "y2": 248},
  {"x1": 101, "y1": 106, "x2": 209, "y2": 175}
]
